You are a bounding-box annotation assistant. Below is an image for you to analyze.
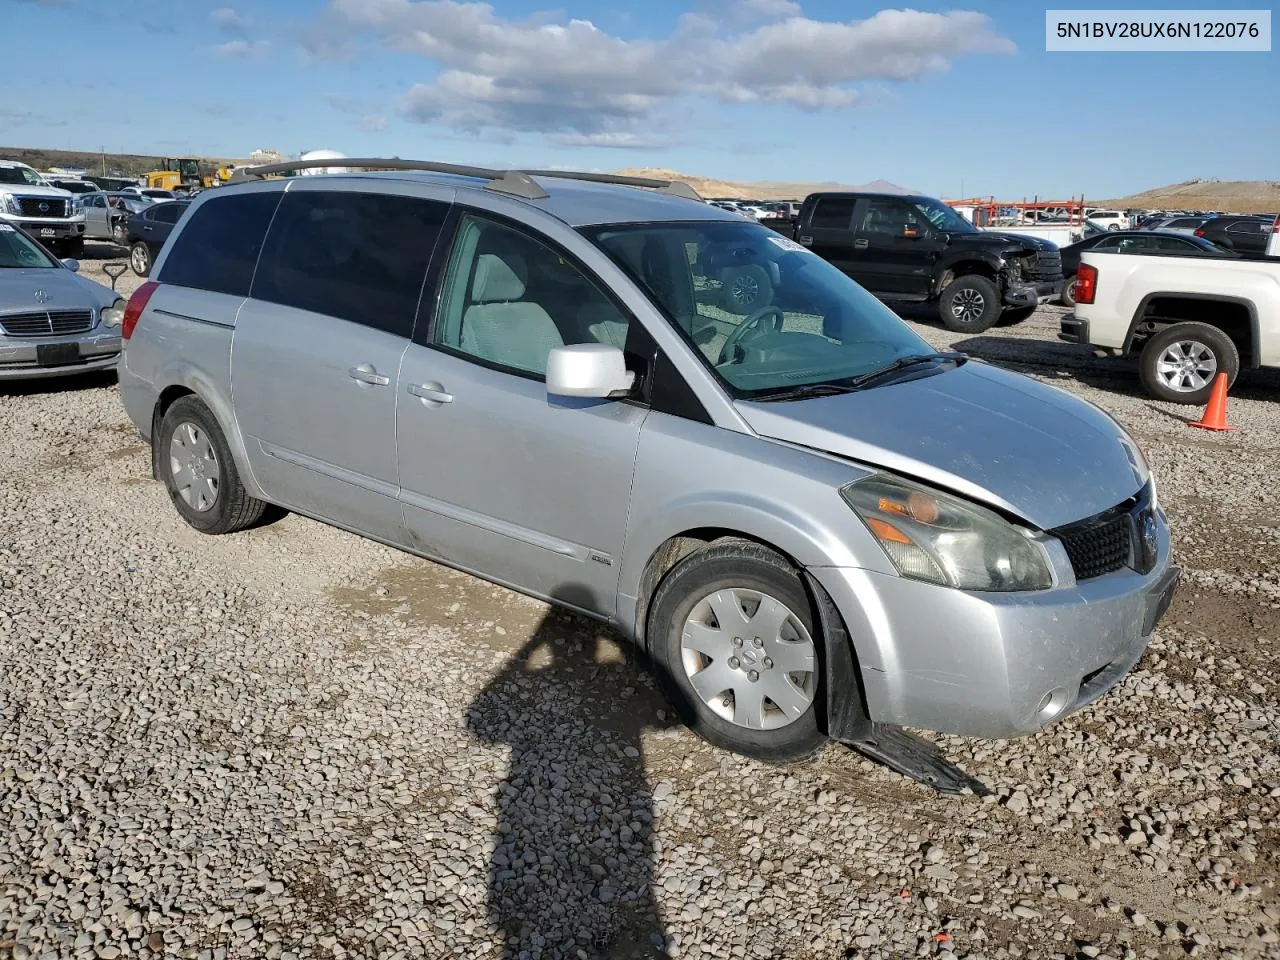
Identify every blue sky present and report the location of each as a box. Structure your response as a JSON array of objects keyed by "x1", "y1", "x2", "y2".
[{"x1": 1, "y1": 0, "x2": 1275, "y2": 198}]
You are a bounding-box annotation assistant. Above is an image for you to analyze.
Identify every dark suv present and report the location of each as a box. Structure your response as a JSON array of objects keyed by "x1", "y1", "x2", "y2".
[
  {"x1": 780, "y1": 193, "x2": 1063, "y2": 332},
  {"x1": 126, "y1": 200, "x2": 190, "y2": 276},
  {"x1": 1194, "y1": 215, "x2": 1273, "y2": 255}
]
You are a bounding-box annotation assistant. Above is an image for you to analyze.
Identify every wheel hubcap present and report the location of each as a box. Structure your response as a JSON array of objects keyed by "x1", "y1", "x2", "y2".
[
  {"x1": 1155, "y1": 340, "x2": 1216, "y2": 393},
  {"x1": 168, "y1": 421, "x2": 220, "y2": 512},
  {"x1": 132, "y1": 247, "x2": 148, "y2": 271},
  {"x1": 680, "y1": 588, "x2": 817, "y2": 730},
  {"x1": 951, "y1": 289, "x2": 985, "y2": 323},
  {"x1": 731, "y1": 274, "x2": 759, "y2": 307}
]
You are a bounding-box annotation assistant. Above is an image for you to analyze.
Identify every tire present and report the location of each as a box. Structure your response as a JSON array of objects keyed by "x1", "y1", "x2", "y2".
[
  {"x1": 937, "y1": 274, "x2": 1001, "y2": 333},
  {"x1": 998, "y1": 305, "x2": 1036, "y2": 326},
  {"x1": 1107, "y1": 223, "x2": 1120, "y2": 232},
  {"x1": 648, "y1": 540, "x2": 827, "y2": 763},
  {"x1": 1059, "y1": 274, "x2": 1077, "y2": 308},
  {"x1": 157, "y1": 396, "x2": 269, "y2": 534},
  {"x1": 720, "y1": 264, "x2": 774, "y2": 316},
  {"x1": 1139, "y1": 322, "x2": 1240, "y2": 405},
  {"x1": 129, "y1": 241, "x2": 152, "y2": 277}
]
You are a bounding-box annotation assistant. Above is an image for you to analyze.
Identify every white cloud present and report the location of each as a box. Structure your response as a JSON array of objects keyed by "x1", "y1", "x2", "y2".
[
  {"x1": 305, "y1": 2, "x2": 1015, "y2": 143},
  {"x1": 212, "y1": 39, "x2": 270, "y2": 57},
  {"x1": 210, "y1": 6, "x2": 252, "y2": 35}
]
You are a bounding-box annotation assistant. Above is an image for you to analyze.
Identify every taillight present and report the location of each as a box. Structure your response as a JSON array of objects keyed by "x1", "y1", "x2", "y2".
[
  {"x1": 1271, "y1": 215, "x2": 1280, "y2": 234},
  {"x1": 1075, "y1": 263, "x2": 1097, "y2": 305},
  {"x1": 1193, "y1": 227, "x2": 1206, "y2": 238},
  {"x1": 121, "y1": 280, "x2": 158, "y2": 340}
]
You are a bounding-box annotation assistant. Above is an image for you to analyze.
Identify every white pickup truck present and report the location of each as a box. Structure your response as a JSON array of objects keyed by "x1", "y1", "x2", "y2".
[{"x1": 1060, "y1": 245, "x2": 1279, "y2": 404}]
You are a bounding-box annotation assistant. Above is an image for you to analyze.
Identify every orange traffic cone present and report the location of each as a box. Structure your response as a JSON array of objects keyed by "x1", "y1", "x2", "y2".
[{"x1": 1189, "y1": 372, "x2": 1233, "y2": 432}]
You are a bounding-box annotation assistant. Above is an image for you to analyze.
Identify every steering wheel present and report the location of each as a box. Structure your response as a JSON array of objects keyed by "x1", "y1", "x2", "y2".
[{"x1": 717, "y1": 306, "x2": 785, "y2": 365}]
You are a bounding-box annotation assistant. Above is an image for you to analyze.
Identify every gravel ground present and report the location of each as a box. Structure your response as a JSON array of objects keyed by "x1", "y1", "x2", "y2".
[{"x1": 1, "y1": 244, "x2": 1278, "y2": 959}]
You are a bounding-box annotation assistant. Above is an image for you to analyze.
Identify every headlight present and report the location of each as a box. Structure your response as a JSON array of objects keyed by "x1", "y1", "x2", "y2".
[
  {"x1": 841, "y1": 474, "x2": 1054, "y2": 592},
  {"x1": 101, "y1": 298, "x2": 126, "y2": 327},
  {"x1": 0, "y1": 194, "x2": 17, "y2": 215}
]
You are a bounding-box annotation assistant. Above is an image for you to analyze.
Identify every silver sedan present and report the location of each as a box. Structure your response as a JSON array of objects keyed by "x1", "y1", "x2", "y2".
[{"x1": 0, "y1": 224, "x2": 124, "y2": 380}]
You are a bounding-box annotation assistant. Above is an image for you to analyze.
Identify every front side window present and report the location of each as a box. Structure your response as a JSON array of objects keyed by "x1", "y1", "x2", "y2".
[
  {"x1": 859, "y1": 199, "x2": 925, "y2": 237},
  {"x1": 252, "y1": 190, "x2": 448, "y2": 337},
  {"x1": 433, "y1": 214, "x2": 631, "y2": 377},
  {"x1": 157, "y1": 191, "x2": 281, "y2": 297},
  {"x1": 0, "y1": 225, "x2": 57, "y2": 268},
  {"x1": 584, "y1": 220, "x2": 931, "y2": 397}
]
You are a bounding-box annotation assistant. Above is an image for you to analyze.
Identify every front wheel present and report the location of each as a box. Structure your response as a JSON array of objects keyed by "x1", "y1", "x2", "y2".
[
  {"x1": 129, "y1": 241, "x2": 152, "y2": 277},
  {"x1": 648, "y1": 541, "x2": 826, "y2": 763},
  {"x1": 938, "y1": 275, "x2": 1000, "y2": 333},
  {"x1": 1138, "y1": 322, "x2": 1239, "y2": 405},
  {"x1": 158, "y1": 396, "x2": 270, "y2": 534}
]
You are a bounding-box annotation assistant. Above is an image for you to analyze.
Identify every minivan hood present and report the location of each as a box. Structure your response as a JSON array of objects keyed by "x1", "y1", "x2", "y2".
[{"x1": 735, "y1": 362, "x2": 1144, "y2": 531}]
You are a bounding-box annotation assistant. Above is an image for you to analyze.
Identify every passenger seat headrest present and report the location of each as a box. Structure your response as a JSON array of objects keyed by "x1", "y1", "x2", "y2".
[{"x1": 472, "y1": 253, "x2": 528, "y2": 303}]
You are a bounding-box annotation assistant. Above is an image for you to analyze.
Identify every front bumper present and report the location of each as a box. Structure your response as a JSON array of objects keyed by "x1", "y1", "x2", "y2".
[
  {"x1": 1004, "y1": 279, "x2": 1062, "y2": 308},
  {"x1": 0, "y1": 327, "x2": 121, "y2": 380},
  {"x1": 1058, "y1": 313, "x2": 1089, "y2": 344},
  {"x1": 0, "y1": 216, "x2": 86, "y2": 240},
  {"x1": 809, "y1": 511, "x2": 1177, "y2": 738}
]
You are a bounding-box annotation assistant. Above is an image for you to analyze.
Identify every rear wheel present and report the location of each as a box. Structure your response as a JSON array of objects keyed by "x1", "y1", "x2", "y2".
[
  {"x1": 1059, "y1": 274, "x2": 1077, "y2": 308},
  {"x1": 1138, "y1": 321, "x2": 1239, "y2": 405},
  {"x1": 938, "y1": 274, "x2": 1000, "y2": 333},
  {"x1": 130, "y1": 241, "x2": 152, "y2": 277},
  {"x1": 648, "y1": 540, "x2": 826, "y2": 763},
  {"x1": 158, "y1": 396, "x2": 269, "y2": 534}
]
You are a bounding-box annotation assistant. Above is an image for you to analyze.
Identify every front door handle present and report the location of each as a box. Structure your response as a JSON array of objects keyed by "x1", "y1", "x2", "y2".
[
  {"x1": 348, "y1": 363, "x2": 390, "y2": 387},
  {"x1": 798, "y1": 235, "x2": 813, "y2": 246},
  {"x1": 407, "y1": 382, "x2": 453, "y2": 404},
  {"x1": 853, "y1": 238, "x2": 869, "y2": 249}
]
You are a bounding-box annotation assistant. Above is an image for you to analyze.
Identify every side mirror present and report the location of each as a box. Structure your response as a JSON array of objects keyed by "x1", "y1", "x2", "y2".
[
  {"x1": 546, "y1": 343, "x2": 635, "y2": 399},
  {"x1": 61, "y1": 258, "x2": 80, "y2": 272}
]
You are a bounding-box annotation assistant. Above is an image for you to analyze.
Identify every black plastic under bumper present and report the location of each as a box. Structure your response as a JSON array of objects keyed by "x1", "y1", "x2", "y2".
[
  {"x1": 1058, "y1": 313, "x2": 1089, "y2": 344},
  {"x1": 1004, "y1": 279, "x2": 1062, "y2": 308}
]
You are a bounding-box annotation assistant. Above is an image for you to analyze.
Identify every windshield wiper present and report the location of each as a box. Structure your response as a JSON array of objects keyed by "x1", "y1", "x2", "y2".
[
  {"x1": 757, "y1": 381, "x2": 862, "y2": 402},
  {"x1": 848, "y1": 352, "x2": 966, "y2": 388}
]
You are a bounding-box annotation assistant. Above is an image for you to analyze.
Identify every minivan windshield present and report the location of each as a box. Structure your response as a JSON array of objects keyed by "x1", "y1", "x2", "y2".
[
  {"x1": 584, "y1": 220, "x2": 936, "y2": 398},
  {"x1": 0, "y1": 225, "x2": 58, "y2": 269}
]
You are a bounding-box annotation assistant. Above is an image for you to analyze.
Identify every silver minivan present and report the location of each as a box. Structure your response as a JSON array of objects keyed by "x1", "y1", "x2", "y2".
[{"x1": 117, "y1": 161, "x2": 1178, "y2": 778}]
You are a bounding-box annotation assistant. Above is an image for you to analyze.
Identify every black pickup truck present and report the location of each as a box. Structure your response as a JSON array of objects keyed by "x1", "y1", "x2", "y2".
[{"x1": 766, "y1": 192, "x2": 1063, "y2": 332}]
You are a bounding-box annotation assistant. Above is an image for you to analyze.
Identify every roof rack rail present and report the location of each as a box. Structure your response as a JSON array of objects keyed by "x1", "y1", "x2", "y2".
[{"x1": 226, "y1": 158, "x2": 702, "y2": 201}]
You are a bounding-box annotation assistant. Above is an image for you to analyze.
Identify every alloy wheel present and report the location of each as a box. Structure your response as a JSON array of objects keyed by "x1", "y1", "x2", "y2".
[{"x1": 1155, "y1": 339, "x2": 1217, "y2": 393}]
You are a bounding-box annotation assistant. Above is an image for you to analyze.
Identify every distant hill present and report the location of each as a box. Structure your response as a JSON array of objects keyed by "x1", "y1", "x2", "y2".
[
  {"x1": 614, "y1": 167, "x2": 919, "y2": 200},
  {"x1": 1104, "y1": 179, "x2": 1280, "y2": 214}
]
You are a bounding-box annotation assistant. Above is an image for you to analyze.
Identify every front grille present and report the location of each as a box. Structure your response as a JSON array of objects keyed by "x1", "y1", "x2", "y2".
[
  {"x1": 1028, "y1": 250, "x2": 1063, "y2": 281},
  {"x1": 1053, "y1": 508, "x2": 1132, "y2": 581},
  {"x1": 0, "y1": 310, "x2": 94, "y2": 337},
  {"x1": 16, "y1": 196, "x2": 69, "y2": 218}
]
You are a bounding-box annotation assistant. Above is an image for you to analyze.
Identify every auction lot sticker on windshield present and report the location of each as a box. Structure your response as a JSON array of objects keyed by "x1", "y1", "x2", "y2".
[
  {"x1": 1046, "y1": 9, "x2": 1271, "y2": 51},
  {"x1": 768, "y1": 235, "x2": 810, "y2": 254}
]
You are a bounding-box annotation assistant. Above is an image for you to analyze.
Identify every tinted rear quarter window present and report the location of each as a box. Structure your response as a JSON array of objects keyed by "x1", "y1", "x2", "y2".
[
  {"x1": 157, "y1": 192, "x2": 281, "y2": 297},
  {"x1": 811, "y1": 198, "x2": 855, "y2": 229},
  {"x1": 151, "y1": 203, "x2": 186, "y2": 225},
  {"x1": 250, "y1": 190, "x2": 448, "y2": 337}
]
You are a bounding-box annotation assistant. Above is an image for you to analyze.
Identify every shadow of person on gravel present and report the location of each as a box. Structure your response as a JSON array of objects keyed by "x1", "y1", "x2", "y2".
[{"x1": 467, "y1": 592, "x2": 674, "y2": 959}]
